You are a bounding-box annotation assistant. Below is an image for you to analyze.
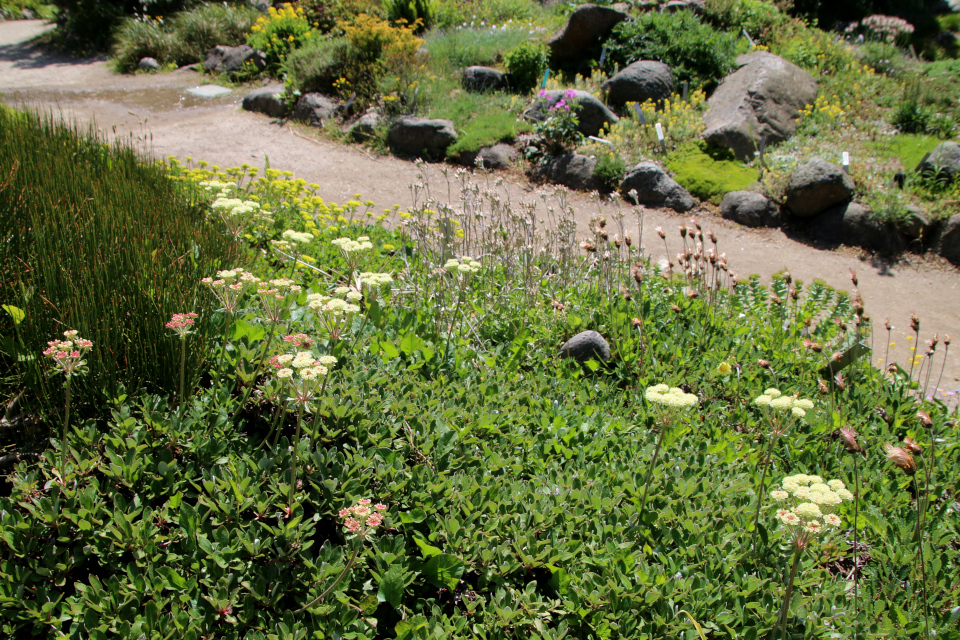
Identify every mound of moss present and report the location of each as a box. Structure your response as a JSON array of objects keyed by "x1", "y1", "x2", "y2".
[{"x1": 665, "y1": 141, "x2": 757, "y2": 204}]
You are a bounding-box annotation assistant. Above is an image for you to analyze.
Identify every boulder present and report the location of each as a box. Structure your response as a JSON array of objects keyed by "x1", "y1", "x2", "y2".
[
  {"x1": 601, "y1": 61, "x2": 674, "y2": 109},
  {"x1": 547, "y1": 3, "x2": 631, "y2": 69},
  {"x1": 348, "y1": 110, "x2": 382, "y2": 142},
  {"x1": 292, "y1": 93, "x2": 337, "y2": 127},
  {"x1": 662, "y1": 0, "x2": 705, "y2": 14},
  {"x1": 901, "y1": 205, "x2": 930, "y2": 239},
  {"x1": 388, "y1": 116, "x2": 458, "y2": 160},
  {"x1": 720, "y1": 190, "x2": 780, "y2": 227},
  {"x1": 241, "y1": 85, "x2": 289, "y2": 118},
  {"x1": 458, "y1": 143, "x2": 516, "y2": 170},
  {"x1": 540, "y1": 153, "x2": 600, "y2": 191},
  {"x1": 806, "y1": 202, "x2": 904, "y2": 254},
  {"x1": 524, "y1": 89, "x2": 619, "y2": 137},
  {"x1": 462, "y1": 66, "x2": 508, "y2": 93},
  {"x1": 939, "y1": 213, "x2": 960, "y2": 265},
  {"x1": 702, "y1": 51, "x2": 818, "y2": 160},
  {"x1": 620, "y1": 161, "x2": 696, "y2": 212},
  {"x1": 560, "y1": 330, "x2": 611, "y2": 362},
  {"x1": 203, "y1": 44, "x2": 267, "y2": 75},
  {"x1": 915, "y1": 141, "x2": 960, "y2": 179},
  {"x1": 138, "y1": 57, "x2": 161, "y2": 72},
  {"x1": 784, "y1": 157, "x2": 855, "y2": 218}
]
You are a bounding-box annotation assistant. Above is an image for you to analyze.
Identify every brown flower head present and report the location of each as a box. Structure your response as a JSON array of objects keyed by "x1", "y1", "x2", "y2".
[
  {"x1": 671, "y1": 304, "x2": 682, "y2": 313},
  {"x1": 631, "y1": 264, "x2": 644, "y2": 284},
  {"x1": 903, "y1": 437, "x2": 922, "y2": 455},
  {"x1": 911, "y1": 313, "x2": 920, "y2": 333},
  {"x1": 679, "y1": 224, "x2": 688, "y2": 238},
  {"x1": 631, "y1": 317, "x2": 642, "y2": 328},
  {"x1": 624, "y1": 232, "x2": 633, "y2": 247},
  {"x1": 757, "y1": 359, "x2": 770, "y2": 369},
  {"x1": 803, "y1": 339, "x2": 823, "y2": 353},
  {"x1": 580, "y1": 240, "x2": 597, "y2": 253},
  {"x1": 849, "y1": 268, "x2": 858, "y2": 287},
  {"x1": 917, "y1": 410, "x2": 933, "y2": 428},
  {"x1": 884, "y1": 444, "x2": 917, "y2": 476},
  {"x1": 945, "y1": 334, "x2": 952, "y2": 346},
  {"x1": 834, "y1": 373, "x2": 846, "y2": 391},
  {"x1": 818, "y1": 378, "x2": 829, "y2": 394},
  {"x1": 839, "y1": 425, "x2": 862, "y2": 453}
]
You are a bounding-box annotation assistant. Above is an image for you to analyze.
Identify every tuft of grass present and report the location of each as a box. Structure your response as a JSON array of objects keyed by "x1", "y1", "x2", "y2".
[
  {"x1": 864, "y1": 133, "x2": 943, "y2": 172},
  {"x1": 445, "y1": 109, "x2": 531, "y2": 157},
  {"x1": 666, "y1": 141, "x2": 757, "y2": 204},
  {"x1": 424, "y1": 26, "x2": 532, "y2": 70},
  {"x1": 0, "y1": 108, "x2": 240, "y2": 418}
]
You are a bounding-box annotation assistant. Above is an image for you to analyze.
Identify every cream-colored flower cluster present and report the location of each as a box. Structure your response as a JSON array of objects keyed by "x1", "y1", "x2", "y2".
[
  {"x1": 444, "y1": 256, "x2": 482, "y2": 274},
  {"x1": 359, "y1": 272, "x2": 393, "y2": 288},
  {"x1": 773, "y1": 474, "x2": 851, "y2": 535},
  {"x1": 644, "y1": 384, "x2": 698, "y2": 408},
  {"x1": 754, "y1": 388, "x2": 814, "y2": 418},
  {"x1": 307, "y1": 293, "x2": 361, "y2": 316},
  {"x1": 332, "y1": 236, "x2": 374, "y2": 253},
  {"x1": 201, "y1": 267, "x2": 261, "y2": 313}
]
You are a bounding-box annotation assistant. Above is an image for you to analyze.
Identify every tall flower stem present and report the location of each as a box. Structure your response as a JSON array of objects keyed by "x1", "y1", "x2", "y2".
[
  {"x1": 751, "y1": 435, "x2": 777, "y2": 550},
  {"x1": 295, "y1": 543, "x2": 362, "y2": 613},
  {"x1": 913, "y1": 475, "x2": 932, "y2": 640},
  {"x1": 853, "y1": 454, "x2": 860, "y2": 622},
  {"x1": 777, "y1": 546, "x2": 803, "y2": 640},
  {"x1": 60, "y1": 376, "x2": 72, "y2": 471},
  {"x1": 177, "y1": 338, "x2": 187, "y2": 420},
  {"x1": 288, "y1": 403, "x2": 305, "y2": 509},
  {"x1": 638, "y1": 424, "x2": 667, "y2": 522}
]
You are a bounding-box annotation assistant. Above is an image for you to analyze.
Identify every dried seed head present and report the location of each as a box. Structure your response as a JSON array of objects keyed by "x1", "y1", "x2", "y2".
[
  {"x1": 671, "y1": 304, "x2": 682, "y2": 313},
  {"x1": 902, "y1": 437, "x2": 922, "y2": 455},
  {"x1": 708, "y1": 229, "x2": 717, "y2": 244},
  {"x1": 818, "y1": 378, "x2": 829, "y2": 394},
  {"x1": 849, "y1": 268, "x2": 858, "y2": 287},
  {"x1": 679, "y1": 224, "x2": 688, "y2": 238},
  {"x1": 619, "y1": 284, "x2": 632, "y2": 301},
  {"x1": 624, "y1": 232, "x2": 633, "y2": 246},
  {"x1": 783, "y1": 272, "x2": 792, "y2": 285},
  {"x1": 551, "y1": 299, "x2": 566, "y2": 312},
  {"x1": 771, "y1": 294, "x2": 782, "y2": 306},
  {"x1": 614, "y1": 234, "x2": 622, "y2": 248},
  {"x1": 885, "y1": 318, "x2": 892, "y2": 331},
  {"x1": 789, "y1": 287, "x2": 798, "y2": 301},
  {"x1": 598, "y1": 217, "x2": 607, "y2": 229},
  {"x1": 632, "y1": 317, "x2": 642, "y2": 328},
  {"x1": 657, "y1": 226, "x2": 665, "y2": 239},
  {"x1": 757, "y1": 359, "x2": 770, "y2": 369},
  {"x1": 911, "y1": 313, "x2": 920, "y2": 333},
  {"x1": 839, "y1": 425, "x2": 862, "y2": 453},
  {"x1": 945, "y1": 334, "x2": 952, "y2": 346},
  {"x1": 580, "y1": 240, "x2": 597, "y2": 253},
  {"x1": 803, "y1": 339, "x2": 823, "y2": 353},
  {"x1": 693, "y1": 217, "x2": 701, "y2": 231},
  {"x1": 631, "y1": 264, "x2": 644, "y2": 284},
  {"x1": 927, "y1": 334, "x2": 939, "y2": 352},
  {"x1": 884, "y1": 444, "x2": 917, "y2": 476},
  {"x1": 834, "y1": 373, "x2": 846, "y2": 391},
  {"x1": 917, "y1": 410, "x2": 933, "y2": 427},
  {"x1": 686, "y1": 289, "x2": 699, "y2": 299}
]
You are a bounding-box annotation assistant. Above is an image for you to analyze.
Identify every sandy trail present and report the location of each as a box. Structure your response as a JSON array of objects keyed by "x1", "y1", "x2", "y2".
[{"x1": 2, "y1": 19, "x2": 958, "y2": 391}]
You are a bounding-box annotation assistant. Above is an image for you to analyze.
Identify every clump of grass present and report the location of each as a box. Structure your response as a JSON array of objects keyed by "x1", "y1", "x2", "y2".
[
  {"x1": 0, "y1": 108, "x2": 239, "y2": 418},
  {"x1": 424, "y1": 26, "x2": 531, "y2": 70},
  {"x1": 445, "y1": 109, "x2": 531, "y2": 158}
]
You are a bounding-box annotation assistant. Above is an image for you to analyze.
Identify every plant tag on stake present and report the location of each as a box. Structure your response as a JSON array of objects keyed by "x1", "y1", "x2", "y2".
[
  {"x1": 743, "y1": 29, "x2": 755, "y2": 49},
  {"x1": 682, "y1": 81, "x2": 689, "y2": 102},
  {"x1": 655, "y1": 122, "x2": 666, "y2": 153},
  {"x1": 599, "y1": 46, "x2": 607, "y2": 67},
  {"x1": 541, "y1": 69, "x2": 550, "y2": 89},
  {"x1": 842, "y1": 151, "x2": 850, "y2": 171},
  {"x1": 634, "y1": 103, "x2": 646, "y2": 125},
  {"x1": 820, "y1": 342, "x2": 871, "y2": 377}
]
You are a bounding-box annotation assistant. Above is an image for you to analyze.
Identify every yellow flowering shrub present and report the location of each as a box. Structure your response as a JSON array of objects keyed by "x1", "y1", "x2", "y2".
[
  {"x1": 247, "y1": 3, "x2": 315, "y2": 71},
  {"x1": 599, "y1": 90, "x2": 707, "y2": 163}
]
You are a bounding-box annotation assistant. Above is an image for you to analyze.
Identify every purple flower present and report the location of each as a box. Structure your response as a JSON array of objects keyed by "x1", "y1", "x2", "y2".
[
  {"x1": 538, "y1": 89, "x2": 549, "y2": 98},
  {"x1": 550, "y1": 99, "x2": 568, "y2": 111},
  {"x1": 564, "y1": 88, "x2": 577, "y2": 99}
]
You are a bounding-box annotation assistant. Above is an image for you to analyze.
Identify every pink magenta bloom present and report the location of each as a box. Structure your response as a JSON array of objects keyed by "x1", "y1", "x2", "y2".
[
  {"x1": 344, "y1": 518, "x2": 360, "y2": 532},
  {"x1": 367, "y1": 513, "x2": 383, "y2": 527},
  {"x1": 538, "y1": 89, "x2": 548, "y2": 98},
  {"x1": 564, "y1": 88, "x2": 577, "y2": 99}
]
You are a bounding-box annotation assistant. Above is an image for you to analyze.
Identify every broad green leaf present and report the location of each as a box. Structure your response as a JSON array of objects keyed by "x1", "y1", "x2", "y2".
[
  {"x1": 424, "y1": 553, "x2": 464, "y2": 591},
  {"x1": 413, "y1": 537, "x2": 442, "y2": 559},
  {"x1": 1, "y1": 305, "x2": 24, "y2": 325},
  {"x1": 377, "y1": 564, "x2": 404, "y2": 608},
  {"x1": 380, "y1": 340, "x2": 399, "y2": 359}
]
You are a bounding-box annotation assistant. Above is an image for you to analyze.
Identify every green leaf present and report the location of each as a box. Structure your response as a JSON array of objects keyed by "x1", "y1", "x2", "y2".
[
  {"x1": 424, "y1": 553, "x2": 464, "y2": 591},
  {"x1": 377, "y1": 564, "x2": 404, "y2": 608},
  {"x1": 400, "y1": 508, "x2": 426, "y2": 524},
  {"x1": 380, "y1": 340, "x2": 399, "y2": 359},
  {"x1": 1, "y1": 305, "x2": 24, "y2": 325},
  {"x1": 413, "y1": 537, "x2": 442, "y2": 559}
]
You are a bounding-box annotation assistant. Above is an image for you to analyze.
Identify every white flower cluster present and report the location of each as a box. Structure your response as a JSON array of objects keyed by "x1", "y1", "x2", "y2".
[
  {"x1": 199, "y1": 180, "x2": 234, "y2": 194},
  {"x1": 282, "y1": 229, "x2": 314, "y2": 244},
  {"x1": 332, "y1": 236, "x2": 374, "y2": 253},
  {"x1": 644, "y1": 384, "x2": 698, "y2": 408},
  {"x1": 307, "y1": 293, "x2": 361, "y2": 316},
  {"x1": 212, "y1": 197, "x2": 262, "y2": 218},
  {"x1": 773, "y1": 474, "x2": 852, "y2": 535},
  {"x1": 359, "y1": 272, "x2": 393, "y2": 288},
  {"x1": 200, "y1": 267, "x2": 261, "y2": 312},
  {"x1": 444, "y1": 256, "x2": 482, "y2": 274},
  {"x1": 754, "y1": 388, "x2": 814, "y2": 418}
]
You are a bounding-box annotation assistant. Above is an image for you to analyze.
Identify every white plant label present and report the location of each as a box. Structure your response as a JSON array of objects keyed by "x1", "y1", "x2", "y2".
[
  {"x1": 655, "y1": 123, "x2": 664, "y2": 141},
  {"x1": 842, "y1": 151, "x2": 850, "y2": 168}
]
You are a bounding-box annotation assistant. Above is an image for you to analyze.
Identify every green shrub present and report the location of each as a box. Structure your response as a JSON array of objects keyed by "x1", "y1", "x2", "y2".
[
  {"x1": 424, "y1": 26, "x2": 531, "y2": 70},
  {"x1": 112, "y1": 3, "x2": 259, "y2": 72},
  {"x1": 604, "y1": 9, "x2": 740, "y2": 90},
  {"x1": 857, "y1": 41, "x2": 910, "y2": 76},
  {"x1": 246, "y1": 2, "x2": 316, "y2": 72},
  {"x1": 665, "y1": 140, "x2": 757, "y2": 204},
  {"x1": 592, "y1": 150, "x2": 627, "y2": 192},
  {"x1": 770, "y1": 23, "x2": 857, "y2": 74},
  {"x1": 383, "y1": 0, "x2": 431, "y2": 30},
  {"x1": 0, "y1": 0, "x2": 56, "y2": 20},
  {"x1": 52, "y1": 0, "x2": 195, "y2": 52},
  {"x1": 0, "y1": 108, "x2": 239, "y2": 418},
  {"x1": 703, "y1": 0, "x2": 788, "y2": 44},
  {"x1": 300, "y1": 0, "x2": 384, "y2": 33},
  {"x1": 282, "y1": 35, "x2": 350, "y2": 94},
  {"x1": 505, "y1": 40, "x2": 548, "y2": 94}
]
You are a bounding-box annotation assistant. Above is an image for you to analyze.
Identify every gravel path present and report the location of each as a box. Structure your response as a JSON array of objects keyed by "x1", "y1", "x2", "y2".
[{"x1": 2, "y1": 19, "x2": 958, "y2": 391}]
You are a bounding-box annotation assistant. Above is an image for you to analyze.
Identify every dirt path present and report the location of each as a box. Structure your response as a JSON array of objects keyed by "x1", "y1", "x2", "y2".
[{"x1": 3, "y1": 20, "x2": 959, "y2": 391}]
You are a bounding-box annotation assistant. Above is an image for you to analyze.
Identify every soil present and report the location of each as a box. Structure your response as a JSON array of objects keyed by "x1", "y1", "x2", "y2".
[{"x1": 2, "y1": 19, "x2": 959, "y2": 391}]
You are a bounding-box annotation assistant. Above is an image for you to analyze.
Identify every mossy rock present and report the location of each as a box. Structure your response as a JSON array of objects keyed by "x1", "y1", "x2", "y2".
[{"x1": 665, "y1": 141, "x2": 757, "y2": 205}]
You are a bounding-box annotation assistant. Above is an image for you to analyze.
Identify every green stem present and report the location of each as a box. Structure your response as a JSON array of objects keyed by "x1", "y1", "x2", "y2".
[
  {"x1": 234, "y1": 320, "x2": 279, "y2": 425},
  {"x1": 295, "y1": 543, "x2": 362, "y2": 613},
  {"x1": 60, "y1": 376, "x2": 71, "y2": 472},
  {"x1": 178, "y1": 338, "x2": 187, "y2": 420},
  {"x1": 288, "y1": 403, "x2": 304, "y2": 509},
  {"x1": 914, "y1": 475, "x2": 932, "y2": 640},
  {"x1": 638, "y1": 423, "x2": 668, "y2": 523},
  {"x1": 778, "y1": 546, "x2": 803, "y2": 640},
  {"x1": 853, "y1": 454, "x2": 860, "y2": 624},
  {"x1": 751, "y1": 433, "x2": 777, "y2": 551}
]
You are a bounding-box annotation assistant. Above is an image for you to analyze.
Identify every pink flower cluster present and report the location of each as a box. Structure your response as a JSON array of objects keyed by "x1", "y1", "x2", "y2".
[
  {"x1": 856, "y1": 14, "x2": 915, "y2": 43},
  {"x1": 42, "y1": 330, "x2": 93, "y2": 377},
  {"x1": 282, "y1": 333, "x2": 315, "y2": 348},
  {"x1": 165, "y1": 312, "x2": 198, "y2": 338},
  {"x1": 338, "y1": 498, "x2": 387, "y2": 538}
]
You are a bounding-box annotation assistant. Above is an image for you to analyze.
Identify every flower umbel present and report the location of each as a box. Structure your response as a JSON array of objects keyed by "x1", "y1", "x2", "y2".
[{"x1": 339, "y1": 499, "x2": 388, "y2": 539}]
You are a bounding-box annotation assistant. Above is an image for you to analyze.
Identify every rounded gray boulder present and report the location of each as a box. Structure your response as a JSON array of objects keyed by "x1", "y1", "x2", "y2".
[
  {"x1": 806, "y1": 202, "x2": 904, "y2": 254},
  {"x1": 462, "y1": 66, "x2": 508, "y2": 93},
  {"x1": 388, "y1": 116, "x2": 458, "y2": 160},
  {"x1": 560, "y1": 330, "x2": 611, "y2": 362},
  {"x1": 242, "y1": 85, "x2": 289, "y2": 118},
  {"x1": 293, "y1": 93, "x2": 338, "y2": 127},
  {"x1": 915, "y1": 141, "x2": 960, "y2": 180},
  {"x1": 784, "y1": 157, "x2": 855, "y2": 218},
  {"x1": 539, "y1": 153, "x2": 600, "y2": 191},
  {"x1": 601, "y1": 61, "x2": 674, "y2": 109},
  {"x1": 619, "y1": 162, "x2": 695, "y2": 212},
  {"x1": 547, "y1": 4, "x2": 631, "y2": 69},
  {"x1": 938, "y1": 213, "x2": 960, "y2": 265},
  {"x1": 720, "y1": 191, "x2": 780, "y2": 228}
]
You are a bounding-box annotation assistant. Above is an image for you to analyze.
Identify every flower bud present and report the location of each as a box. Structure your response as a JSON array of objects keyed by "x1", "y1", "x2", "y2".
[
  {"x1": 839, "y1": 426, "x2": 862, "y2": 453},
  {"x1": 884, "y1": 444, "x2": 917, "y2": 476},
  {"x1": 903, "y1": 437, "x2": 922, "y2": 455},
  {"x1": 917, "y1": 410, "x2": 933, "y2": 428}
]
